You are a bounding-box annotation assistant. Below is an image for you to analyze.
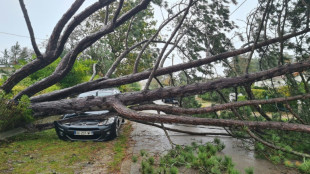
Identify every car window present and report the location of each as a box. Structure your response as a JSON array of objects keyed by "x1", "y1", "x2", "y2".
[
  {"x1": 97, "y1": 91, "x2": 113, "y2": 97},
  {"x1": 85, "y1": 110, "x2": 109, "y2": 115},
  {"x1": 77, "y1": 91, "x2": 97, "y2": 98},
  {"x1": 63, "y1": 112, "x2": 88, "y2": 119},
  {"x1": 63, "y1": 111, "x2": 109, "y2": 119},
  {"x1": 77, "y1": 88, "x2": 120, "y2": 98}
]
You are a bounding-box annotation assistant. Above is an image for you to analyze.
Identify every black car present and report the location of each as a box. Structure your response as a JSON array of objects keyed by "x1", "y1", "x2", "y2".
[{"x1": 54, "y1": 88, "x2": 124, "y2": 141}]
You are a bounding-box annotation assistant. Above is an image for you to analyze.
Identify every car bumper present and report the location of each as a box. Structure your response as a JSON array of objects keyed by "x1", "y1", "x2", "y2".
[{"x1": 54, "y1": 121, "x2": 115, "y2": 141}]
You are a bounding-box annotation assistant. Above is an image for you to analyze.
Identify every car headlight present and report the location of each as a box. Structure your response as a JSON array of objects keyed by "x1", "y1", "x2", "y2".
[
  {"x1": 98, "y1": 121, "x2": 105, "y2": 126},
  {"x1": 106, "y1": 117, "x2": 115, "y2": 125},
  {"x1": 98, "y1": 117, "x2": 115, "y2": 126}
]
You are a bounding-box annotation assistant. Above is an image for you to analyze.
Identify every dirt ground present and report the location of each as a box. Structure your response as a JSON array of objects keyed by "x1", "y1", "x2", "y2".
[{"x1": 78, "y1": 142, "x2": 114, "y2": 174}]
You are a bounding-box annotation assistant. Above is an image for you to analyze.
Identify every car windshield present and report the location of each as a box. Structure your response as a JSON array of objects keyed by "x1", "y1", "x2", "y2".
[
  {"x1": 77, "y1": 91, "x2": 97, "y2": 98},
  {"x1": 64, "y1": 88, "x2": 120, "y2": 119},
  {"x1": 84, "y1": 111, "x2": 109, "y2": 115},
  {"x1": 63, "y1": 110, "x2": 109, "y2": 119},
  {"x1": 77, "y1": 88, "x2": 120, "y2": 98}
]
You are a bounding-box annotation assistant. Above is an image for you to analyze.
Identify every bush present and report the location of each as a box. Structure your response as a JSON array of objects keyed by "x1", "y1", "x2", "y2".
[
  {"x1": 200, "y1": 88, "x2": 234, "y2": 103},
  {"x1": 299, "y1": 160, "x2": 310, "y2": 173},
  {"x1": 132, "y1": 156, "x2": 138, "y2": 163},
  {"x1": 200, "y1": 91, "x2": 220, "y2": 102},
  {"x1": 252, "y1": 89, "x2": 267, "y2": 99},
  {"x1": 119, "y1": 82, "x2": 141, "y2": 92},
  {"x1": 180, "y1": 95, "x2": 201, "y2": 108},
  {"x1": 0, "y1": 94, "x2": 33, "y2": 131},
  {"x1": 27, "y1": 58, "x2": 96, "y2": 89}
]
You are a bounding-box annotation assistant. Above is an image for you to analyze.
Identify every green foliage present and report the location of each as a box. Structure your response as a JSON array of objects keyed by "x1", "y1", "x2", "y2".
[
  {"x1": 0, "y1": 125, "x2": 131, "y2": 174},
  {"x1": 237, "y1": 95, "x2": 247, "y2": 101},
  {"x1": 200, "y1": 88, "x2": 234, "y2": 103},
  {"x1": 299, "y1": 160, "x2": 310, "y2": 173},
  {"x1": 181, "y1": 0, "x2": 237, "y2": 76},
  {"x1": 132, "y1": 155, "x2": 138, "y2": 163},
  {"x1": 59, "y1": 59, "x2": 97, "y2": 88},
  {"x1": 119, "y1": 82, "x2": 141, "y2": 92},
  {"x1": 142, "y1": 160, "x2": 154, "y2": 174},
  {"x1": 200, "y1": 91, "x2": 220, "y2": 102},
  {"x1": 245, "y1": 167, "x2": 254, "y2": 174},
  {"x1": 0, "y1": 42, "x2": 32, "y2": 65},
  {"x1": 270, "y1": 155, "x2": 281, "y2": 164},
  {"x1": 139, "y1": 139, "x2": 242, "y2": 174},
  {"x1": 69, "y1": 0, "x2": 158, "y2": 77},
  {"x1": 170, "y1": 166, "x2": 178, "y2": 174},
  {"x1": 180, "y1": 95, "x2": 201, "y2": 108},
  {"x1": 148, "y1": 157, "x2": 155, "y2": 165},
  {"x1": 38, "y1": 84, "x2": 62, "y2": 95},
  {"x1": 0, "y1": 94, "x2": 33, "y2": 131},
  {"x1": 252, "y1": 89, "x2": 268, "y2": 99},
  {"x1": 254, "y1": 129, "x2": 310, "y2": 169},
  {"x1": 18, "y1": 58, "x2": 96, "y2": 90},
  {"x1": 140, "y1": 149, "x2": 147, "y2": 157},
  {"x1": 284, "y1": 160, "x2": 295, "y2": 168}
]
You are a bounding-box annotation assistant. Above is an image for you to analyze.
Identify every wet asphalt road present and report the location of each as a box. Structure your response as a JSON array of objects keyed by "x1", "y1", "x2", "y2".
[{"x1": 121, "y1": 101, "x2": 297, "y2": 174}]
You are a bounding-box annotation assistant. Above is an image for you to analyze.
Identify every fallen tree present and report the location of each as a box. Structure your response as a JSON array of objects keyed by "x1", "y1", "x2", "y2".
[{"x1": 1, "y1": 0, "x2": 310, "y2": 159}]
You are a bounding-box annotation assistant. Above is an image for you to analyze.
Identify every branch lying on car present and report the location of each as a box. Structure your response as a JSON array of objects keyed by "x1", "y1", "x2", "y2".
[
  {"x1": 31, "y1": 66, "x2": 310, "y2": 117},
  {"x1": 26, "y1": 112, "x2": 116, "y2": 131},
  {"x1": 107, "y1": 98, "x2": 310, "y2": 133},
  {"x1": 130, "y1": 93, "x2": 310, "y2": 117}
]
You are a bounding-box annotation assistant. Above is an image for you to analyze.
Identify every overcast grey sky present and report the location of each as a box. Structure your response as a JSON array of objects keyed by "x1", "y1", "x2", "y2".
[
  {"x1": 0, "y1": 0, "x2": 96, "y2": 51},
  {"x1": 0, "y1": 0, "x2": 256, "y2": 53}
]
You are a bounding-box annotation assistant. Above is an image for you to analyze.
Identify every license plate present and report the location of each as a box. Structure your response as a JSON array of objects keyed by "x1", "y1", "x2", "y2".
[{"x1": 74, "y1": 131, "x2": 93, "y2": 135}]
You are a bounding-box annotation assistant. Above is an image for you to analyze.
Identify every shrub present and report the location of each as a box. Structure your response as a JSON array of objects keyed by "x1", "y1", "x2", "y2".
[
  {"x1": 119, "y1": 82, "x2": 141, "y2": 92},
  {"x1": 299, "y1": 160, "x2": 310, "y2": 173},
  {"x1": 0, "y1": 94, "x2": 33, "y2": 131},
  {"x1": 252, "y1": 89, "x2": 267, "y2": 99},
  {"x1": 139, "y1": 139, "x2": 241, "y2": 174},
  {"x1": 132, "y1": 156, "x2": 138, "y2": 163},
  {"x1": 245, "y1": 167, "x2": 254, "y2": 174},
  {"x1": 180, "y1": 95, "x2": 201, "y2": 108}
]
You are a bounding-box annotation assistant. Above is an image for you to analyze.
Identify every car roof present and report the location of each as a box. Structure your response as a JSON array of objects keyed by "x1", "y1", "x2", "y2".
[{"x1": 77, "y1": 88, "x2": 120, "y2": 98}]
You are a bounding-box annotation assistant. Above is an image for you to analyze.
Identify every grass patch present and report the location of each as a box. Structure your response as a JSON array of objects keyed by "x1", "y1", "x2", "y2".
[
  {"x1": 108, "y1": 122, "x2": 133, "y2": 173},
  {"x1": 195, "y1": 96, "x2": 214, "y2": 108},
  {"x1": 0, "y1": 122, "x2": 133, "y2": 174},
  {"x1": 0, "y1": 129, "x2": 105, "y2": 173}
]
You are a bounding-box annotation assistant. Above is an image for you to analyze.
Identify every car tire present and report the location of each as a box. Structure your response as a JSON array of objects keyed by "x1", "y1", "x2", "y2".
[{"x1": 110, "y1": 118, "x2": 120, "y2": 140}]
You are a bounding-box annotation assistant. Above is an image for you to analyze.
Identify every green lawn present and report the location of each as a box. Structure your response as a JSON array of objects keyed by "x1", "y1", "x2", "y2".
[{"x1": 0, "y1": 123, "x2": 132, "y2": 173}]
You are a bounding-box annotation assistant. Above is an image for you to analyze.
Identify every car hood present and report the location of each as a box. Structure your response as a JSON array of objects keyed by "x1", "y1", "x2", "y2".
[
  {"x1": 60, "y1": 117, "x2": 116, "y2": 127},
  {"x1": 65, "y1": 120, "x2": 100, "y2": 126},
  {"x1": 63, "y1": 110, "x2": 109, "y2": 119}
]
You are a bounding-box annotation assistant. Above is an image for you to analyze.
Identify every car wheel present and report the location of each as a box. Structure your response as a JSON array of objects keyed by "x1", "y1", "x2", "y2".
[
  {"x1": 110, "y1": 118, "x2": 120, "y2": 139},
  {"x1": 115, "y1": 121, "x2": 120, "y2": 137}
]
